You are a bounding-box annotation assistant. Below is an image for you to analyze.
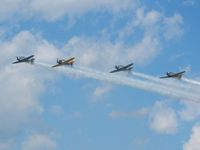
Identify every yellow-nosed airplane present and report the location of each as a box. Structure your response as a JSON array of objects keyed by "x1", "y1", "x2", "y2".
[{"x1": 52, "y1": 57, "x2": 75, "y2": 68}]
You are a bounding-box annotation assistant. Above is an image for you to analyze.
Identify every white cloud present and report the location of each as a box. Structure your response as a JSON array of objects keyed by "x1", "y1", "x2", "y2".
[
  {"x1": 183, "y1": 123, "x2": 200, "y2": 150},
  {"x1": 50, "y1": 105, "x2": 63, "y2": 115},
  {"x1": 93, "y1": 86, "x2": 111, "y2": 97},
  {"x1": 0, "y1": 140, "x2": 15, "y2": 150},
  {"x1": 72, "y1": 111, "x2": 82, "y2": 118},
  {"x1": 170, "y1": 52, "x2": 185, "y2": 62},
  {"x1": 0, "y1": 1, "x2": 189, "y2": 149},
  {"x1": 150, "y1": 101, "x2": 178, "y2": 134},
  {"x1": 0, "y1": 31, "x2": 60, "y2": 66},
  {"x1": 179, "y1": 101, "x2": 200, "y2": 121},
  {"x1": 0, "y1": 26, "x2": 7, "y2": 38},
  {"x1": 30, "y1": 0, "x2": 135, "y2": 21},
  {"x1": 0, "y1": 29, "x2": 161, "y2": 142},
  {"x1": 119, "y1": 8, "x2": 183, "y2": 42},
  {"x1": 0, "y1": 30, "x2": 59, "y2": 146},
  {"x1": 22, "y1": 133, "x2": 57, "y2": 150},
  {"x1": 132, "y1": 137, "x2": 150, "y2": 149},
  {"x1": 163, "y1": 13, "x2": 184, "y2": 40},
  {"x1": 0, "y1": 65, "x2": 44, "y2": 136},
  {"x1": 91, "y1": 84, "x2": 112, "y2": 102},
  {"x1": 135, "y1": 8, "x2": 162, "y2": 28},
  {"x1": 63, "y1": 34, "x2": 160, "y2": 69},
  {"x1": 182, "y1": 0, "x2": 195, "y2": 6},
  {"x1": 0, "y1": 0, "x2": 136, "y2": 21},
  {"x1": 109, "y1": 108, "x2": 149, "y2": 119},
  {"x1": 118, "y1": 8, "x2": 162, "y2": 40},
  {"x1": 0, "y1": 0, "x2": 27, "y2": 21},
  {"x1": 180, "y1": 65, "x2": 192, "y2": 73}
]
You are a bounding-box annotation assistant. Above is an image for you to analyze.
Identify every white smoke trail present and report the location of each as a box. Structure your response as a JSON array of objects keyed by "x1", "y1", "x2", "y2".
[
  {"x1": 131, "y1": 72, "x2": 200, "y2": 93},
  {"x1": 78, "y1": 67, "x2": 200, "y2": 94},
  {"x1": 34, "y1": 62, "x2": 200, "y2": 103},
  {"x1": 182, "y1": 78, "x2": 200, "y2": 86}
]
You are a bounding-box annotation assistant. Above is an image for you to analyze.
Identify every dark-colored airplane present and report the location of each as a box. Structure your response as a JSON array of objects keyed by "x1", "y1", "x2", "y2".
[
  {"x1": 160, "y1": 71, "x2": 186, "y2": 79},
  {"x1": 110, "y1": 63, "x2": 134, "y2": 73},
  {"x1": 52, "y1": 57, "x2": 75, "y2": 68},
  {"x1": 12, "y1": 55, "x2": 35, "y2": 64}
]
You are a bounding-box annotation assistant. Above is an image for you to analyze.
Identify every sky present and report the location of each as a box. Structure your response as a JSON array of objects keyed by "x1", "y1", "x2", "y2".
[{"x1": 0, "y1": 0, "x2": 200, "y2": 150}]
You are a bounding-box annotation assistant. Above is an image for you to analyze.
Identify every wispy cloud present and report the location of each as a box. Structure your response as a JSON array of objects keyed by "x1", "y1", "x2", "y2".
[
  {"x1": 0, "y1": 31, "x2": 59, "y2": 147},
  {"x1": 50, "y1": 105, "x2": 63, "y2": 115},
  {"x1": 183, "y1": 123, "x2": 200, "y2": 150},
  {"x1": 22, "y1": 133, "x2": 57, "y2": 150},
  {"x1": 109, "y1": 108, "x2": 149, "y2": 119},
  {"x1": 0, "y1": 0, "x2": 138, "y2": 21},
  {"x1": 182, "y1": 0, "x2": 195, "y2": 6},
  {"x1": 163, "y1": 13, "x2": 184, "y2": 40},
  {"x1": 149, "y1": 101, "x2": 178, "y2": 134},
  {"x1": 178, "y1": 101, "x2": 200, "y2": 121},
  {"x1": 91, "y1": 84, "x2": 112, "y2": 103}
]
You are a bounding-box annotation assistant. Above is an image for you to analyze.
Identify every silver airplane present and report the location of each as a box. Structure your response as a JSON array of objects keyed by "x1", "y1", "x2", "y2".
[
  {"x1": 12, "y1": 55, "x2": 35, "y2": 64},
  {"x1": 160, "y1": 71, "x2": 186, "y2": 79},
  {"x1": 110, "y1": 63, "x2": 134, "y2": 73}
]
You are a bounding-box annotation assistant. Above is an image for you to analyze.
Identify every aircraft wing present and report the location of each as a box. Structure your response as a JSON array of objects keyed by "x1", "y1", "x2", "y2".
[
  {"x1": 51, "y1": 64, "x2": 61, "y2": 68},
  {"x1": 173, "y1": 71, "x2": 186, "y2": 77},
  {"x1": 160, "y1": 76, "x2": 171, "y2": 79},
  {"x1": 12, "y1": 60, "x2": 21, "y2": 64},
  {"x1": 25, "y1": 55, "x2": 34, "y2": 60},
  {"x1": 109, "y1": 69, "x2": 119, "y2": 73},
  {"x1": 63, "y1": 57, "x2": 75, "y2": 64},
  {"x1": 123, "y1": 63, "x2": 134, "y2": 69}
]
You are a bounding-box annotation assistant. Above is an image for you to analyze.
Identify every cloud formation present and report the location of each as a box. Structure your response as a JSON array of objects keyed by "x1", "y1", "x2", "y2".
[
  {"x1": 183, "y1": 123, "x2": 200, "y2": 150},
  {"x1": 22, "y1": 133, "x2": 57, "y2": 150},
  {"x1": 182, "y1": 0, "x2": 195, "y2": 6},
  {"x1": 0, "y1": 31, "x2": 58, "y2": 147},
  {"x1": 0, "y1": 0, "x2": 136, "y2": 21},
  {"x1": 109, "y1": 108, "x2": 149, "y2": 119},
  {"x1": 163, "y1": 13, "x2": 184, "y2": 40},
  {"x1": 0, "y1": 0, "x2": 190, "y2": 148},
  {"x1": 150, "y1": 101, "x2": 178, "y2": 134}
]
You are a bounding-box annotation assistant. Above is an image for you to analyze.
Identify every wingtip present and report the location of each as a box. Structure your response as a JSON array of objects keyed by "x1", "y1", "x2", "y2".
[{"x1": 12, "y1": 61, "x2": 18, "y2": 64}]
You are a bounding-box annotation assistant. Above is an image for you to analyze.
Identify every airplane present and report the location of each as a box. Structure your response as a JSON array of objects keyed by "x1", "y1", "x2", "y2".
[
  {"x1": 52, "y1": 57, "x2": 75, "y2": 68},
  {"x1": 110, "y1": 63, "x2": 134, "y2": 73},
  {"x1": 160, "y1": 71, "x2": 186, "y2": 79},
  {"x1": 12, "y1": 55, "x2": 35, "y2": 64}
]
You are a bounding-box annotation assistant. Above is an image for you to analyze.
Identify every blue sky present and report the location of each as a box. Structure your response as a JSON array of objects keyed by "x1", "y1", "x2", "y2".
[{"x1": 0, "y1": 0, "x2": 200, "y2": 150}]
